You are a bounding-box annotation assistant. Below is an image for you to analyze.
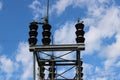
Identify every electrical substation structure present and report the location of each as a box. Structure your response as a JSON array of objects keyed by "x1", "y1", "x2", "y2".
[{"x1": 28, "y1": 0, "x2": 85, "y2": 80}]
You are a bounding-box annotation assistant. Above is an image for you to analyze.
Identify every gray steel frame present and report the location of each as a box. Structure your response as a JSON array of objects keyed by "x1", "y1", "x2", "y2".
[{"x1": 30, "y1": 43, "x2": 85, "y2": 80}]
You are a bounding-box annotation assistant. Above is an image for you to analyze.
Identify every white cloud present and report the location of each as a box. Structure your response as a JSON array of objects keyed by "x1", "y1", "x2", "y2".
[
  {"x1": 98, "y1": 6, "x2": 120, "y2": 69},
  {"x1": 29, "y1": 0, "x2": 74, "y2": 19},
  {"x1": 0, "y1": 56, "x2": 18, "y2": 80},
  {"x1": 83, "y1": 63, "x2": 94, "y2": 77},
  {"x1": 50, "y1": 0, "x2": 107, "y2": 16},
  {"x1": 0, "y1": 42, "x2": 33, "y2": 80},
  {"x1": 29, "y1": 0, "x2": 46, "y2": 20},
  {"x1": 74, "y1": 0, "x2": 112, "y2": 17},
  {"x1": 95, "y1": 67, "x2": 115, "y2": 78},
  {"x1": 83, "y1": 2, "x2": 120, "y2": 78},
  {"x1": 102, "y1": 34, "x2": 120, "y2": 70},
  {"x1": 50, "y1": 0, "x2": 73, "y2": 15},
  {"x1": 83, "y1": 63, "x2": 116, "y2": 80},
  {"x1": 29, "y1": 0, "x2": 110, "y2": 19},
  {"x1": 96, "y1": 77, "x2": 107, "y2": 80},
  {"x1": 15, "y1": 42, "x2": 33, "y2": 80},
  {"x1": 54, "y1": 21, "x2": 76, "y2": 44},
  {"x1": 84, "y1": 2, "x2": 120, "y2": 55},
  {"x1": 85, "y1": 26, "x2": 102, "y2": 54}
]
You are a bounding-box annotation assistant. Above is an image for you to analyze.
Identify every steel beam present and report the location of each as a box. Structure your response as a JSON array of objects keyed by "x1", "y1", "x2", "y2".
[
  {"x1": 44, "y1": 63, "x2": 76, "y2": 66},
  {"x1": 39, "y1": 60, "x2": 76, "y2": 62},
  {"x1": 29, "y1": 43, "x2": 85, "y2": 52}
]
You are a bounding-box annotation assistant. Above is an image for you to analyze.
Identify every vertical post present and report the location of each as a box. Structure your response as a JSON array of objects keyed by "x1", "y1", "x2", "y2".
[
  {"x1": 76, "y1": 50, "x2": 81, "y2": 80},
  {"x1": 52, "y1": 56, "x2": 55, "y2": 80},
  {"x1": 51, "y1": 36, "x2": 54, "y2": 80},
  {"x1": 33, "y1": 52, "x2": 36, "y2": 80},
  {"x1": 36, "y1": 53, "x2": 45, "y2": 80},
  {"x1": 46, "y1": 0, "x2": 49, "y2": 24},
  {"x1": 47, "y1": 0, "x2": 49, "y2": 19},
  {"x1": 49, "y1": 55, "x2": 55, "y2": 80}
]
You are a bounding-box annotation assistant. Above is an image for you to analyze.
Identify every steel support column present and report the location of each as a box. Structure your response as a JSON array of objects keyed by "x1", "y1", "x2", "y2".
[
  {"x1": 76, "y1": 50, "x2": 81, "y2": 80},
  {"x1": 33, "y1": 52, "x2": 36, "y2": 80}
]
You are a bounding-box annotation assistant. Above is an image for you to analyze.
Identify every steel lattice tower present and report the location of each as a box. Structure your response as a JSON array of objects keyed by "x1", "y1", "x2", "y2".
[{"x1": 28, "y1": 0, "x2": 85, "y2": 80}]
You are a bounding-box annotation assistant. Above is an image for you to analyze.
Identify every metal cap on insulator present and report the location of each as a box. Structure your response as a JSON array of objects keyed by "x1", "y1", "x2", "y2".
[
  {"x1": 42, "y1": 24, "x2": 51, "y2": 31},
  {"x1": 75, "y1": 22, "x2": 84, "y2": 30},
  {"x1": 29, "y1": 22, "x2": 38, "y2": 30}
]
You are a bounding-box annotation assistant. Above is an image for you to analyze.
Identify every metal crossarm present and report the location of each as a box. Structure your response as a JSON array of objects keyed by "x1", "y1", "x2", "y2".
[{"x1": 29, "y1": 43, "x2": 85, "y2": 51}]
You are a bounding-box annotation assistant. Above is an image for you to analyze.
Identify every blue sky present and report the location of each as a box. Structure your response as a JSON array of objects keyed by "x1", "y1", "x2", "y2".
[{"x1": 0, "y1": 0, "x2": 120, "y2": 80}]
